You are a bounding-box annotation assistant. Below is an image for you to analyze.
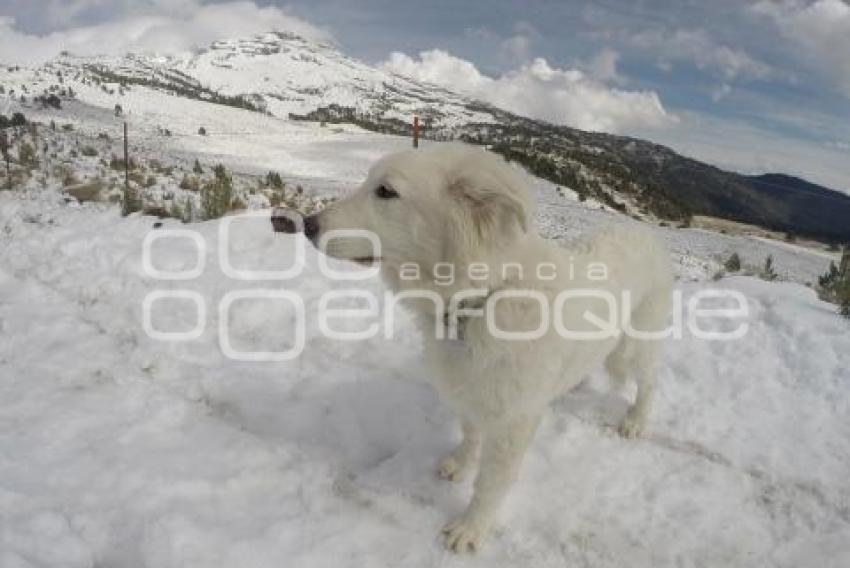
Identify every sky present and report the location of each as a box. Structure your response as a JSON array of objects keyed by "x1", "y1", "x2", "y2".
[{"x1": 1, "y1": 0, "x2": 849, "y2": 191}]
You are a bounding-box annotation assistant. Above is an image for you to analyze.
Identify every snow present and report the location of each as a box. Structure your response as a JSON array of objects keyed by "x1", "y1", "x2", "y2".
[
  {"x1": 2, "y1": 33, "x2": 849, "y2": 564},
  {"x1": 2, "y1": 178, "x2": 849, "y2": 567},
  {"x1": 2, "y1": 31, "x2": 496, "y2": 136}
]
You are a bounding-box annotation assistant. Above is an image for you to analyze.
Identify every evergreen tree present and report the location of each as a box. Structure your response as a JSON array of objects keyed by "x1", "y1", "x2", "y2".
[
  {"x1": 121, "y1": 185, "x2": 141, "y2": 216},
  {"x1": 820, "y1": 250, "x2": 850, "y2": 318},
  {"x1": 0, "y1": 131, "x2": 10, "y2": 189},
  {"x1": 200, "y1": 164, "x2": 233, "y2": 220},
  {"x1": 18, "y1": 142, "x2": 37, "y2": 168},
  {"x1": 265, "y1": 171, "x2": 283, "y2": 190},
  {"x1": 724, "y1": 252, "x2": 742, "y2": 273},
  {"x1": 761, "y1": 255, "x2": 778, "y2": 281}
]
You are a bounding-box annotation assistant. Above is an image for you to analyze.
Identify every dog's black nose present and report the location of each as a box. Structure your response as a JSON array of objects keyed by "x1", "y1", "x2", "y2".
[
  {"x1": 271, "y1": 208, "x2": 298, "y2": 234},
  {"x1": 304, "y1": 215, "x2": 320, "y2": 240}
]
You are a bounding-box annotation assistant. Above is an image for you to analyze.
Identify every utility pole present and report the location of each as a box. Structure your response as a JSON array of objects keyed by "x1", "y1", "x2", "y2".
[
  {"x1": 28, "y1": 122, "x2": 45, "y2": 186},
  {"x1": 122, "y1": 120, "x2": 133, "y2": 216},
  {"x1": 123, "y1": 121, "x2": 129, "y2": 192},
  {"x1": 412, "y1": 115, "x2": 419, "y2": 149},
  {"x1": 42, "y1": 130, "x2": 49, "y2": 182}
]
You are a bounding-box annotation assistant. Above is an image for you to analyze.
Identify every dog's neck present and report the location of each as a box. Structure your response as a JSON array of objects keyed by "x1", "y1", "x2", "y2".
[
  {"x1": 382, "y1": 247, "x2": 516, "y2": 298},
  {"x1": 379, "y1": 234, "x2": 537, "y2": 328}
]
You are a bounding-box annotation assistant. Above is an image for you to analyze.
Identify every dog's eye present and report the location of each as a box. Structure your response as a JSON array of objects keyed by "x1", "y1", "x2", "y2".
[{"x1": 375, "y1": 185, "x2": 399, "y2": 199}]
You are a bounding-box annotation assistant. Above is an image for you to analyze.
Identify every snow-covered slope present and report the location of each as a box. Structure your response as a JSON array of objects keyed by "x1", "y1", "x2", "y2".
[
  {"x1": 2, "y1": 178, "x2": 849, "y2": 567},
  {"x1": 3, "y1": 31, "x2": 494, "y2": 129},
  {"x1": 1, "y1": 28, "x2": 849, "y2": 566},
  {"x1": 179, "y1": 32, "x2": 493, "y2": 125},
  {"x1": 4, "y1": 30, "x2": 849, "y2": 240}
]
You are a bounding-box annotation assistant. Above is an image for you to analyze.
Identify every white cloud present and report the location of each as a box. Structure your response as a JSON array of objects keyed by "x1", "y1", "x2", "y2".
[
  {"x1": 630, "y1": 28, "x2": 773, "y2": 81},
  {"x1": 753, "y1": 0, "x2": 850, "y2": 97},
  {"x1": 711, "y1": 83, "x2": 732, "y2": 102},
  {"x1": 381, "y1": 49, "x2": 675, "y2": 133},
  {"x1": 499, "y1": 21, "x2": 540, "y2": 63},
  {"x1": 500, "y1": 33, "x2": 532, "y2": 63},
  {"x1": 463, "y1": 21, "x2": 539, "y2": 65},
  {"x1": 0, "y1": 1, "x2": 329, "y2": 65},
  {"x1": 586, "y1": 48, "x2": 624, "y2": 84}
]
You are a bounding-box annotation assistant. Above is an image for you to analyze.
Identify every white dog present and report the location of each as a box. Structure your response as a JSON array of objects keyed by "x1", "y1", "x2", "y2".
[{"x1": 278, "y1": 143, "x2": 672, "y2": 552}]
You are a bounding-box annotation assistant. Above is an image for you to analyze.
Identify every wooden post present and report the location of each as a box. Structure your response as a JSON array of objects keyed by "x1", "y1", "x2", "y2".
[
  {"x1": 840, "y1": 246, "x2": 850, "y2": 278},
  {"x1": 412, "y1": 115, "x2": 419, "y2": 149},
  {"x1": 29, "y1": 122, "x2": 37, "y2": 167},
  {"x1": 42, "y1": 130, "x2": 48, "y2": 181},
  {"x1": 123, "y1": 121, "x2": 129, "y2": 192}
]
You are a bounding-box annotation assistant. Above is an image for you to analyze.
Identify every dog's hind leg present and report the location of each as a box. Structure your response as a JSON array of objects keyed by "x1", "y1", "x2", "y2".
[
  {"x1": 604, "y1": 335, "x2": 633, "y2": 389},
  {"x1": 617, "y1": 290, "x2": 668, "y2": 438},
  {"x1": 617, "y1": 339, "x2": 659, "y2": 438},
  {"x1": 442, "y1": 414, "x2": 541, "y2": 553},
  {"x1": 438, "y1": 420, "x2": 481, "y2": 482}
]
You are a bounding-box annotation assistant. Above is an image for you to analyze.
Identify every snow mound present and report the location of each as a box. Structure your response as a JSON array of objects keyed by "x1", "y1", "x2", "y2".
[{"x1": 1, "y1": 186, "x2": 849, "y2": 567}]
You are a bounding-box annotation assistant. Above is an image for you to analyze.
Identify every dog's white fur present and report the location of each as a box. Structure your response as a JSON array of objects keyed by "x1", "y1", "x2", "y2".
[{"x1": 308, "y1": 143, "x2": 672, "y2": 552}]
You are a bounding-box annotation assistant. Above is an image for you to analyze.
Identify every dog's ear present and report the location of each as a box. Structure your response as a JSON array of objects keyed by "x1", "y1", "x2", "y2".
[{"x1": 447, "y1": 170, "x2": 530, "y2": 251}]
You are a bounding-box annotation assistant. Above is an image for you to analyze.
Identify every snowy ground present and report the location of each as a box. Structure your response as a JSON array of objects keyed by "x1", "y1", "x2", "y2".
[{"x1": 2, "y1": 159, "x2": 849, "y2": 567}]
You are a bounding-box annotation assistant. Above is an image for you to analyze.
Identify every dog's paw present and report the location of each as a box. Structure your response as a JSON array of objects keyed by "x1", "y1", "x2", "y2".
[
  {"x1": 618, "y1": 411, "x2": 646, "y2": 439},
  {"x1": 441, "y1": 515, "x2": 489, "y2": 553},
  {"x1": 437, "y1": 454, "x2": 473, "y2": 482}
]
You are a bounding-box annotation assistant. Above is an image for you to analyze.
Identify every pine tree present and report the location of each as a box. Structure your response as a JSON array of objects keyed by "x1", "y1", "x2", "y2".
[
  {"x1": 839, "y1": 281, "x2": 850, "y2": 318},
  {"x1": 184, "y1": 196, "x2": 195, "y2": 223},
  {"x1": 121, "y1": 185, "x2": 141, "y2": 216},
  {"x1": 0, "y1": 131, "x2": 10, "y2": 189},
  {"x1": 818, "y1": 261, "x2": 839, "y2": 291},
  {"x1": 724, "y1": 252, "x2": 741, "y2": 273},
  {"x1": 200, "y1": 164, "x2": 233, "y2": 220},
  {"x1": 266, "y1": 171, "x2": 283, "y2": 190},
  {"x1": 817, "y1": 249, "x2": 850, "y2": 316},
  {"x1": 18, "y1": 141, "x2": 37, "y2": 169},
  {"x1": 835, "y1": 249, "x2": 850, "y2": 318},
  {"x1": 761, "y1": 255, "x2": 778, "y2": 281}
]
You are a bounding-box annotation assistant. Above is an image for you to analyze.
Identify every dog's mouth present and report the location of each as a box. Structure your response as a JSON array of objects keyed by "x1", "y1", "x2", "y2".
[{"x1": 352, "y1": 256, "x2": 382, "y2": 266}]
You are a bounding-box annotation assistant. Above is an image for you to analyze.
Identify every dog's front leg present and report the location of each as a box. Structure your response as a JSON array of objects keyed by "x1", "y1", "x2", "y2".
[
  {"x1": 438, "y1": 420, "x2": 481, "y2": 482},
  {"x1": 442, "y1": 414, "x2": 541, "y2": 553}
]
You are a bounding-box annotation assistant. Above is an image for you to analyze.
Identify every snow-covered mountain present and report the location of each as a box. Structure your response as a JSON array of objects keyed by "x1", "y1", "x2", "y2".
[
  {"x1": 2, "y1": 29, "x2": 850, "y2": 567},
  {"x1": 3, "y1": 30, "x2": 850, "y2": 242},
  {"x1": 2, "y1": 179, "x2": 850, "y2": 567},
  {"x1": 41, "y1": 31, "x2": 495, "y2": 128}
]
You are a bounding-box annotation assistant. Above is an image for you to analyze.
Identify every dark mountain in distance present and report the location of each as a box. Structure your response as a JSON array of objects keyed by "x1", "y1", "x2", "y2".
[
  {"x1": 741, "y1": 174, "x2": 850, "y2": 241},
  {"x1": 297, "y1": 103, "x2": 850, "y2": 243},
  {"x1": 15, "y1": 31, "x2": 848, "y2": 243}
]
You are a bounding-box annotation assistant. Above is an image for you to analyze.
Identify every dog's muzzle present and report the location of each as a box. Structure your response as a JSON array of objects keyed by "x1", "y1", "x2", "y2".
[{"x1": 271, "y1": 208, "x2": 320, "y2": 241}]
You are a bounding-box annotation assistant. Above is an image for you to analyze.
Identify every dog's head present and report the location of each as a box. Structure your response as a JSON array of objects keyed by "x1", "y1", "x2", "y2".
[{"x1": 287, "y1": 143, "x2": 533, "y2": 282}]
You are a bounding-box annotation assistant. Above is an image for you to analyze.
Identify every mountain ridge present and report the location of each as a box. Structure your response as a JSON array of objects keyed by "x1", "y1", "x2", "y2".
[{"x1": 3, "y1": 30, "x2": 848, "y2": 242}]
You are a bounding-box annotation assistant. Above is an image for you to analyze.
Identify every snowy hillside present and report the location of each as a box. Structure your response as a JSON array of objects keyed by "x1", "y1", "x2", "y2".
[
  {"x1": 2, "y1": 178, "x2": 850, "y2": 567},
  {"x1": 179, "y1": 32, "x2": 494, "y2": 126},
  {"x1": 1, "y1": 26, "x2": 850, "y2": 568},
  {"x1": 4, "y1": 29, "x2": 848, "y2": 241},
  {"x1": 2, "y1": 31, "x2": 494, "y2": 131}
]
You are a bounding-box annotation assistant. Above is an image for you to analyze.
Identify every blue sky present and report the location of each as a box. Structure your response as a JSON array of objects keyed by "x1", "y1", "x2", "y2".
[{"x1": 1, "y1": 0, "x2": 849, "y2": 190}]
